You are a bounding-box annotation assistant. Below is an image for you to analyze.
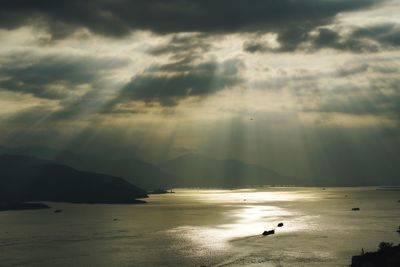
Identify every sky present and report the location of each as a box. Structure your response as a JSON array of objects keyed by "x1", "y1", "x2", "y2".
[{"x1": 0, "y1": 0, "x2": 399, "y2": 183}]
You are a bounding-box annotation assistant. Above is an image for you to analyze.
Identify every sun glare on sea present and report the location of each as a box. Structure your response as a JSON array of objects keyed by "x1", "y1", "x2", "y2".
[
  {"x1": 167, "y1": 189, "x2": 316, "y2": 253},
  {"x1": 181, "y1": 188, "x2": 316, "y2": 203}
]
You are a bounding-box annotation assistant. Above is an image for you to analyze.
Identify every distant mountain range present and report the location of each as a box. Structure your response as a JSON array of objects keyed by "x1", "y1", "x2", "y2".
[
  {"x1": 0, "y1": 146, "x2": 295, "y2": 188},
  {"x1": 0, "y1": 154, "x2": 147, "y2": 204},
  {"x1": 160, "y1": 153, "x2": 296, "y2": 187},
  {"x1": 0, "y1": 146, "x2": 173, "y2": 190},
  {"x1": 1, "y1": 146, "x2": 398, "y2": 188}
]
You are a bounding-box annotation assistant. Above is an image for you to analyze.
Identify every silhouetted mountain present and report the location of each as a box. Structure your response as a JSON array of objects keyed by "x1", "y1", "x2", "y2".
[
  {"x1": 0, "y1": 147, "x2": 302, "y2": 188},
  {"x1": 160, "y1": 154, "x2": 296, "y2": 187},
  {"x1": 0, "y1": 154, "x2": 147, "y2": 204},
  {"x1": 0, "y1": 146, "x2": 174, "y2": 190}
]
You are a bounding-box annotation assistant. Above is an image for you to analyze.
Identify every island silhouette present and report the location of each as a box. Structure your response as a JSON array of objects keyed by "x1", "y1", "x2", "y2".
[{"x1": 0, "y1": 154, "x2": 148, "y2": 208}]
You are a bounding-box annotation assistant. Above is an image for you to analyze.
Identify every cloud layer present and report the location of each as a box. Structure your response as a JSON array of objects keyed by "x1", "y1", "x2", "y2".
[
  {"x1": 0, "y1": 0, "x2": 399, "y2": 184},
  {"x1": 0, "y1": 0, "x2": 382, "y2": 38}
]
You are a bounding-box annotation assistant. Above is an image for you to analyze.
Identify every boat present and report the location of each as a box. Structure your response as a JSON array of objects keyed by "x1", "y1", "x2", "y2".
[{"x1": 262, "y1": 230, "x2": 275, "y2": 236}]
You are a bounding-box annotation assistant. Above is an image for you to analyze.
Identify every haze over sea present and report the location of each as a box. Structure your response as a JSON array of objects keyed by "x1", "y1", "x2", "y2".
[{"x1": 1, "y1": 187, "x2": 399, "y2": 267}]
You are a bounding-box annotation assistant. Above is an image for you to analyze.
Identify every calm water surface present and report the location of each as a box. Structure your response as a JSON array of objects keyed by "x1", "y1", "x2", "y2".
[{"x1": 1, "y1": 187, "x2": 399, "y2": 266}]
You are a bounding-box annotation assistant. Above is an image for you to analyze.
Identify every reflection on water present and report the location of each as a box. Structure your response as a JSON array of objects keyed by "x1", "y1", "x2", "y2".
[
  {"x1": 164, "y1": 189, "x2": 319, "y2": 261},
  {"x1": 168, "y1": 205, "x2": 294, "y2": 252},
  {"x1": 1, "y1": 187, "x2": 399, "y2": 267},
  {"x1": 175, "y1": 188, "x2": 317, "y2": 203}
]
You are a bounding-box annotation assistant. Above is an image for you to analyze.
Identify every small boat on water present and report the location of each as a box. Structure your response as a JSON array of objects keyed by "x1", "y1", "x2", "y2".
[
  {"x1": 262, "y1": 230, "x2": 275, "y2": 236},
  {"x1": 352, "y1": 207, "x2": 360, "y2": 211}
]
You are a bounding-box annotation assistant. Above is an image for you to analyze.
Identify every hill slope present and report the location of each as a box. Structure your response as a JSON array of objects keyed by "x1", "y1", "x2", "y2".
[
  {"x1": 0, "y1": 154, "x2": 148, "y2": 204},
  {"x1": 0, "y1": 146, "x2": 173, "y2": 190}
]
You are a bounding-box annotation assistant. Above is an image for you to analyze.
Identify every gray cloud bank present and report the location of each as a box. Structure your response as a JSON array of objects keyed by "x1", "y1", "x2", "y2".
[
  {"x1": 244, "y1": 22, "x2": 400, "y2": 53},
  {"x1": 0, "y1": 54, "x2": 128, "y2": 99},
  {"x1": 110, "y1": 59, "x2": 243, "y2": 109},
  {"x1": 0, "y1": 0, "x2": 382, "y2": 39}
]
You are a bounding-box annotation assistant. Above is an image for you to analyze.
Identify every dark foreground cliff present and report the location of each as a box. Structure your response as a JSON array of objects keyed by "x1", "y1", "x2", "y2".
[{"x1": 351, "y1": 243, "x2": 400, "y2": 267}]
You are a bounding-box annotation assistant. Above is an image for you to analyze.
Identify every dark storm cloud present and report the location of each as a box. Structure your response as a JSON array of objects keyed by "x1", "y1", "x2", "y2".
[
  {"x1": 312, "y1": 28, "x2": 342, "y2": 48},
  {"x1": 0, "y1": 0, "x2": 382, "y2": 40},
  {"x1": 309, "y1": 24, "x2": 400, "y2": 52},
  {"x1": 244, "y1": 22, "x2": 400, "y2": 53},
  {"x1": 243, "y1": 41, "x2": 269, "y2": 53},
  {"x1": 106, "y1": 33, "x2": 241, "y2": 110},
  {"x1": 243, "y1": 26, "x2": 379, "y2": 53},
  {"x1": 109, "y1": 58, "x2": 243, "y2": 109},
  {"x1": 351, "y1": 23, "x2": 400, "y2": 47},
  {"x1": 0, "y1": 54, "x2": 128, "y2": 100}
]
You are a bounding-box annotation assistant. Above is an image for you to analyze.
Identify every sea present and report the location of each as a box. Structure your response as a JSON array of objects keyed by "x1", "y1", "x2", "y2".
[{"x1": 1, "y1": 187, "x2": 399, "y2": 267}]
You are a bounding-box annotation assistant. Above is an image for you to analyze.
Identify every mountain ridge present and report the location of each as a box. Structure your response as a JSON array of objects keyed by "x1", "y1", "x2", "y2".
[
  {"x1": 0, "y1": 146, "x2": 173, "y2": 190},
  {"x1": 0, "y1": 154, "x2": 148, "y2": 204}
]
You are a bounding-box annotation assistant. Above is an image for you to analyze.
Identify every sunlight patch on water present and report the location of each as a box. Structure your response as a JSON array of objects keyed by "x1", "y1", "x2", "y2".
[
  {"x1": 175, "y1": 189, "x2": 318, "y2": 204},
  {"x1": 166, "y1": 204, "x2": 307, "y2": 254},
  {"x1": 164, "y1": 189, "x2": 319, "y2": 254}
]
